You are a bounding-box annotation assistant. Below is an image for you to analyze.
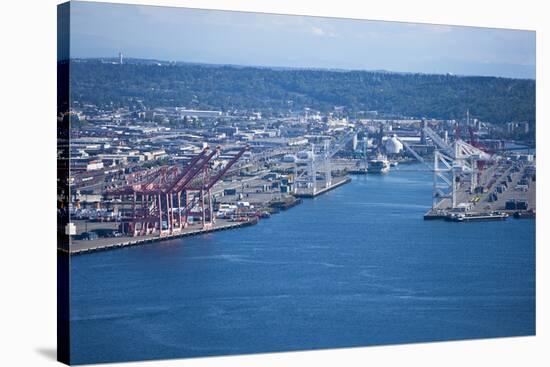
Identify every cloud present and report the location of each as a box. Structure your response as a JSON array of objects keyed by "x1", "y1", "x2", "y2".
[
  {"x1": 310, "y1": 26, "x2": 337, "y2": 37},
  {"x1": 311, "y1": 26, "x2": 325, "y2": 36}
]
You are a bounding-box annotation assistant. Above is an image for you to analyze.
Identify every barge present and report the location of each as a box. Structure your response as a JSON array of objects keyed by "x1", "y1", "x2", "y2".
[{"x1": 445, "y1": 211, "x2": 509, "y2": 222}]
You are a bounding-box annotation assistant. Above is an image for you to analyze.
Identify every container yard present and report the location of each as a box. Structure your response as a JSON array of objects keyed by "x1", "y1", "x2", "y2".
[{"x1": 62, "y1": 109, "x2": 536, "y2": 254}]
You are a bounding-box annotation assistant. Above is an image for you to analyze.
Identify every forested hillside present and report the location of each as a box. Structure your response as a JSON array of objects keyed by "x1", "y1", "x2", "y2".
[{"x1": 70, "y1": 60, "x2": 536, "y2": 123}]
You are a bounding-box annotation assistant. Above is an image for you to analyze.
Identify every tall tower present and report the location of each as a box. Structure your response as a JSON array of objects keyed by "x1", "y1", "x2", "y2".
[
  {"x1": 420, "y1": 119, "x2": 427, "y2": 144},
  {"x1": 118, "y1": 52, "x2": 123, "y2": 65}
]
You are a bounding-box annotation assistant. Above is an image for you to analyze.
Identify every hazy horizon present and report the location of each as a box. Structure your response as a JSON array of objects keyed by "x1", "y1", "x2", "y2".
[
  {"x1": 68, "y1": 1, "x2": 536, "y2": 79},
  {"x1": 73, "y1": 55, "x2": 537, "y2": 80}
]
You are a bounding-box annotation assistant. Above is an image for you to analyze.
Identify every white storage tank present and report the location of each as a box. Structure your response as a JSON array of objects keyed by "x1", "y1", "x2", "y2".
[{"x1": 384, "y1": 134, "x2": 403, "y2": 154}]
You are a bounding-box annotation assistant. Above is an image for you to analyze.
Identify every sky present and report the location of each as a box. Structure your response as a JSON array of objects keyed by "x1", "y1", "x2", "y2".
[{"x1": 68, "y1": 1, "x2": 536, "y2": 79}]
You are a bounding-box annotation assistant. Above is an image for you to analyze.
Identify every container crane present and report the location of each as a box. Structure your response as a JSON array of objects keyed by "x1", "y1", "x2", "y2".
[
  {"x1": 106, "y1": 145, "x2": 249, "y2": 236},
  {"x1": 402, "y1": 126, "x2": 493, "y2": 209},
  {"x1": 294, "y1": 129, "x2": 359, "y2": 195}
]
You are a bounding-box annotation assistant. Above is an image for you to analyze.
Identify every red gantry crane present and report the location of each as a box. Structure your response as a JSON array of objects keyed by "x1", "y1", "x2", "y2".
[{"x1": 107, "y1": 145, "x2": 249, "y2": 237}]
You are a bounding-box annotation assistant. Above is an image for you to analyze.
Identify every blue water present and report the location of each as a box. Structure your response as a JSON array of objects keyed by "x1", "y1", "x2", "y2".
[{"x1": 70, "y1": 165, "x2": 535, "y2": 364}]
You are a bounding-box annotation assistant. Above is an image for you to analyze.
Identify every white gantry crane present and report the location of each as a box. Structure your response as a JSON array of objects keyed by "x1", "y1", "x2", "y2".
[
  {"x1": 294, "y1": 129, "x2": 358, "y2": 196},
  {"x1": 402, "y1": 126, "x2": 493, "y2": 209},
  {"x1": 425, "y1": 126, "x2": 492, "y2": 209}
]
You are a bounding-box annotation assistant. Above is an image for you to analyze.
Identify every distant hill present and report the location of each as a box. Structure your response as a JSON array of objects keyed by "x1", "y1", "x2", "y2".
[{"x1": 70, "y1": 59, "x2": 536, "y2": 124}]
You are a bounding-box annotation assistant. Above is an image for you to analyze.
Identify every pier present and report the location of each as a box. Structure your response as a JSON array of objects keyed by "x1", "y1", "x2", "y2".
[
  {"x1": 62, "y1": 218, "x2": 258, "y2": 255},
  {"x1": 294, "y1": 176, "x2": 352, "y2": 198}
]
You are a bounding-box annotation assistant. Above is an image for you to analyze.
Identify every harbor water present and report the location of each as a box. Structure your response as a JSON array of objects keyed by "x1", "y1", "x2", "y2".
[{"x1": 70, "y1": 164, "x2": 535, "y2": 364}]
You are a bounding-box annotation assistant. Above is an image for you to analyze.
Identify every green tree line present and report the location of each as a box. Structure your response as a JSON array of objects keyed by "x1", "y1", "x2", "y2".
[{"x1": 70, "y1": 60, "x2": 535, "y2": 124}]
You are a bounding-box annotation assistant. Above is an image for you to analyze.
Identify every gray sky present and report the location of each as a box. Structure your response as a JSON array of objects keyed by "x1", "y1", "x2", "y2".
[{"x1": 69, "y1": 1, "x2": 536, "y2": 79}]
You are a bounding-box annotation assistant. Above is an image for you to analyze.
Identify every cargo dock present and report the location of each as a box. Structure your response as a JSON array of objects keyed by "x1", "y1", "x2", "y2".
[
  {"x1": 62, "y1": 218, "x2": 258, "y2": 255},
  {"x1": 424, "y1": 155, "x2": 535, "y2": 221},
  {"x1": 64, "y1": 122, "x2": 535, "y2": 256},
  {"x1": 294, "y1": 176, "x2": 351, "y2": 198}
]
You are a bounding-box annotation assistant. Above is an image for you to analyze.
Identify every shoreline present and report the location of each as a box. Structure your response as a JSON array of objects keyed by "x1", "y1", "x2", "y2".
[
  {"x1": 62, "y1": 218, "x2": 259, "y2": 256},
  {"x1": 63, "y1": 178, "x2": 354, "y2": 256}
]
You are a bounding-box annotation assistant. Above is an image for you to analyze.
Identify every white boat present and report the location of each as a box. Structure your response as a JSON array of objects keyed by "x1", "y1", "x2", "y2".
[{"x1": 368, "y1": 155, "x2": 390, "y2": 174}]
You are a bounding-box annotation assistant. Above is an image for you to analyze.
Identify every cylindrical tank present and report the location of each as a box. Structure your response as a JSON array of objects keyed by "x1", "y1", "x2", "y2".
[{"x1": 384, "y1": 134, "x2": 403, "y2": 154}]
